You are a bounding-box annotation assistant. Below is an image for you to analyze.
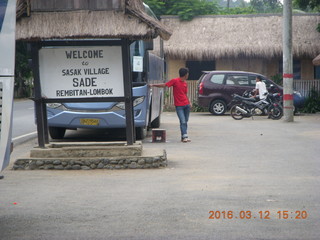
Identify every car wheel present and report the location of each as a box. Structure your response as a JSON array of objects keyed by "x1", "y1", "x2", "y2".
[
  {"x1": 210, "y1": 100, "x2": 227, "y2": 115},
  {"x1": 49, "y1": 127, "x2": 66, "y2": 139}
]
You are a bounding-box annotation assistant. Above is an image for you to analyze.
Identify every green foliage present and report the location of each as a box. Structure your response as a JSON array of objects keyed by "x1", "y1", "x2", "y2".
[
  {"x1": 145, "y1": 0, "x2": 220, "y2": 20},
  {"x1": 216, "y1": 0, "x2": 249, "y2": 8},
  {"x1": 317, "y1": 23, "x2": 320, "y2": 32},
  {"x1": 293, "y1": 0, "x2": 320, "y2": 12},
  {"x1": 250, "y1": 0, "x2": 282, "y2": 13},
  {"x1": 219, "y1": 6, "x2": 256, "y2": 15},
  {"x1": 144, "y1": 0, "x2": 282, "y2": 20},
  {"x1": 302, "y1": 87, "x2": 320, "y2": 113},
  {"x1": 270, "y1": 74, "x2": 283, "y2": 86},
  {"x1": 15, "y1": 41, "x2": 33, "y2": 98},
  {"x1": 191, "y1": 101, "x2": 207, "y2": 112},
  {"x1": 143, "y1": 0, "x2": 166, "y2": 16}
]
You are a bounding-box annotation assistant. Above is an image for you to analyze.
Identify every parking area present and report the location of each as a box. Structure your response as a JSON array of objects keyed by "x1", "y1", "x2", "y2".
[{"x1": 1, "y1": 112, "x2": 320, "y2": 240}]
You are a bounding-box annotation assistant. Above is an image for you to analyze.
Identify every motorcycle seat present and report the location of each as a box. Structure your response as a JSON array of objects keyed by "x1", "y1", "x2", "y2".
[{"x1": 234, "y1": 95, "x2": 256, "y2": 102}]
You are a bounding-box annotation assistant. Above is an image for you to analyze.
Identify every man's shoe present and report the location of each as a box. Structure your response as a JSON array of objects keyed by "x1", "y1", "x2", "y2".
[{"x1": 181, "y1": 138, "x2": 191, "y2": 143}]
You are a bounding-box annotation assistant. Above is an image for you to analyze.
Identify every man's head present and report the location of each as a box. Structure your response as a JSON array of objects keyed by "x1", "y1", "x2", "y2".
[
  {"x1": 256, "y1": 75, "x2": 262, "y2": 82},
  {"x1": 179, "y1": 68, "x2": 189, "y2": 79}
]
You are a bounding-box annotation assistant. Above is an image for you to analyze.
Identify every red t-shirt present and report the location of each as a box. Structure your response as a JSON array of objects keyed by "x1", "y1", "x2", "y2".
[{"x1": 165, "y1": 78, "x2": 190, "y2": 106}]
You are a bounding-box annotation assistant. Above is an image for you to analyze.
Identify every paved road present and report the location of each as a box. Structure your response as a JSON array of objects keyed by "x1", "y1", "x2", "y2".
[
  {"x1": 12, "y1": 99, "x2": 37, "y2": 144},
  {"x1": 1, "y1": 112, "x2": 320, "y2": 240}
]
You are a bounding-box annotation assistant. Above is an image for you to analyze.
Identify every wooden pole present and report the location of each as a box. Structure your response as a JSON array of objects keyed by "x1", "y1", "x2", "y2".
[
  {"x1": 31, "y1": 42, "x2": 47, "y2": 147},
  {"x1": 121, "y1": 39, "x2": 135, "y2": 145}
]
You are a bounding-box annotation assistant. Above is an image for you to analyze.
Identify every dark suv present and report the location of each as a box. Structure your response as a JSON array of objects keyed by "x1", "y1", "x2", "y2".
[{"x1": 197, "y1": 71, "x2": 304, "y2": 115}]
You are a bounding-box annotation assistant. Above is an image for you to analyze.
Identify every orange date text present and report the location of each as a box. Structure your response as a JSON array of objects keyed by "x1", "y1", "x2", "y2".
[{"x1": 208, "y1": 210, "x2": 308, "y2": 220}]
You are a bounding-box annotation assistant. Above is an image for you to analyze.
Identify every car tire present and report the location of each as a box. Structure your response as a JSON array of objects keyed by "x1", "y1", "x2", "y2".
[
  {"x1": 49, "y1": 127, "x2": 66, "y2": 139},
  {"x1": 209, "y1": 100, "x2": 227, "y2": 115}
]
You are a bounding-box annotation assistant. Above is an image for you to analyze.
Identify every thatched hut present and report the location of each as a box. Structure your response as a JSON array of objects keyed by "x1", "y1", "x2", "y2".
[
  {"x1": 161, "y1": 14, "x2": 320, "y2": 80},
  {"x1": 16, "y1": 0, "x2": 172, "y2": 41}
]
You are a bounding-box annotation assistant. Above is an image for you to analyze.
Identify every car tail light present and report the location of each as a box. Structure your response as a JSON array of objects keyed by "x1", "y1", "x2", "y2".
[{"x1": 199, "y1": 82, "x2": 204, "y2": 95}]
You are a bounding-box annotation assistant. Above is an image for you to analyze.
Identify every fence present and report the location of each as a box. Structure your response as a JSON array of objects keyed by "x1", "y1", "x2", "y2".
[
  {"x1": 164, "y1": 80, "x2": 320, "y2": 107},
  {"x1": 164, "y1": 80, "x2": 198, "y2": 107},
  {"x1": 293, "y1": 80, "x2": 320, "y2": 98}
]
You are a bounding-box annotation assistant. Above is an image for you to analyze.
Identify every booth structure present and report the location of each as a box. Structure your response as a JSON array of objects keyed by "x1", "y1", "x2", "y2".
[
  {"x1": 12, "y1": 0, "x2": 171, "y2": 170},
  {"x1": 15, "y1": 0, "x2": 171, "y2": 147}
]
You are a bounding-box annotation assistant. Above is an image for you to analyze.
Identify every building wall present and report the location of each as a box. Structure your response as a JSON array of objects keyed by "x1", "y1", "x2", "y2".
[
  {"x1": 166, "y1": 59, "x2": 185, "y2": 81},
  {"x1": 215, "y1": 57, "x2": 276, "y2": 78},
  {"x1": 301, "y1": 58, "x2": 314, "y2": 80},
  {"x1": 166, "y1": 57, "x2": 316, "y2": 81}
]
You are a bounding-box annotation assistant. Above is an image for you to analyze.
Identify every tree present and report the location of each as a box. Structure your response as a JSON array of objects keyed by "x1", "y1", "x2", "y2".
[
  {"x1": 293, "y1": 0, "x2": 320, "y2": 11},
  {"x1": 15, "y1": 42, "x2": 33, "y2": 98},
  {"x1": 144, "y1": 0, "x2": 282, "y2": 20},
  {"x1": 250, "y1": 0, "x2": 282, "y2": 13},
  {"x1": 144, "y1": 0, "x2": 220, "y2": 20},
  {"x1": 217, "y1": 0, "x2": 249, "y2": 8}
]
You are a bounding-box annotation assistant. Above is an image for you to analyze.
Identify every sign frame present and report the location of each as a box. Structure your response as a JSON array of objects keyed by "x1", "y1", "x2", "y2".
[
  {"x1": 31, "y1": 39, "x2": 135, "y2": 146},
  {"x1": 39, "y1": 45, "x2": 125, "y2": 99}
]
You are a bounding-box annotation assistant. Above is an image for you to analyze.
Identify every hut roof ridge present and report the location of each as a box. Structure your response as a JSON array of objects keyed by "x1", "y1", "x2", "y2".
[
  {"x1": 162, "y1": 14, "x2": 320, "y2": 60},
  {"x1": 16, "y1": 0, "x2": 172, "y2": 41}
]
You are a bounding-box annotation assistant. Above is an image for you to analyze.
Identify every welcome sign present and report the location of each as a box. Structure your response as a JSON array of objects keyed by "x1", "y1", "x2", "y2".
[
  {"x1": 39, "y1": 46, "x2": 125, "y2": 99},
  {"x1": 0, "y1": 0, "x2": 15, "y2": 171}
]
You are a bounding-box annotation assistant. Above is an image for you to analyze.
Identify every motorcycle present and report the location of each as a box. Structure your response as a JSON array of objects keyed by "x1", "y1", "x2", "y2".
[{"x1": 229, "y1": 90, "x2": 283, "y2": 120}]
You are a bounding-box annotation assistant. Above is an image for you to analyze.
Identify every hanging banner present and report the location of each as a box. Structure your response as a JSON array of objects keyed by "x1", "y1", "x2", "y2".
[
  {"x1": 0, "y1": 0, "x2": 16, "y2": 171},
  {"x1": 39, "y1": 46, "x2": 125, "y2": 99}
]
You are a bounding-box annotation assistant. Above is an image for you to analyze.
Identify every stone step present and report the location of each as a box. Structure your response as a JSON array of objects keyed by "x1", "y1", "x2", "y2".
[
  {"x1": 13, "y1": 148, "x2": 167, "y2": 170},
  {"x1": 29, "y1": 141, "x2": 142, "y2": 158}
]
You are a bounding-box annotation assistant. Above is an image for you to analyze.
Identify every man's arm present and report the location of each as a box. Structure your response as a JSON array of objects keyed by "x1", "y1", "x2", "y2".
[
  {"x1": 149, "y1": 83, "x2": 167, "y2": 88},
  {"x1": 252, "y1": 82, "x2": 259, "y2": 98}
]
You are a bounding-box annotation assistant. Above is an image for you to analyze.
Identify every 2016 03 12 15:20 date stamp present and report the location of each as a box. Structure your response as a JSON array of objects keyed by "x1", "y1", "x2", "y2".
[{"x1": 208, "y1": 210, "x2": 308, "y2": 220}]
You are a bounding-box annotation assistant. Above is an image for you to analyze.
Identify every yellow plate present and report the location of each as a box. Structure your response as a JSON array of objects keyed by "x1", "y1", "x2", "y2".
[{"x1": 80, "y1": 118, "x2": 100, "y2": 126}]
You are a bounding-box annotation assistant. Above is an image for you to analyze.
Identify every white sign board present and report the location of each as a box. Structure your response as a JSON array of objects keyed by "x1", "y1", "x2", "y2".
[
  {"x1": 133, "y1": 56, "x2": 143, "y2": 72},
  {"x1": 39, "y1": 46, "x2": 124, "y2": 98}
]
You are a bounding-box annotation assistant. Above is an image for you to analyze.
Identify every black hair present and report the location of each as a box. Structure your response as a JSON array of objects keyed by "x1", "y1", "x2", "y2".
[
  {"x1": 256, "y1": 75, "x2": 262, "y2": 81},
  {"x1": 179, "y1": 68, "x2": 189, "y2": 77}
]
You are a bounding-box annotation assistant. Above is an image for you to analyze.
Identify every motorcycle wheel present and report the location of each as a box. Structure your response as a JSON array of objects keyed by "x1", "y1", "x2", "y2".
[
  {"x1": 268, "y1": 105, "x2": 283, "y2": 120},
  {"x1": 230, "y1": 104, "x2": 244, "y2": 120}
]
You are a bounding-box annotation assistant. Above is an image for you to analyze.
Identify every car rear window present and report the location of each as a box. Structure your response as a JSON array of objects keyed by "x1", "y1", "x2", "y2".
[{"x1": 210, "y1": 74, "x2": 225, "y2": 84}]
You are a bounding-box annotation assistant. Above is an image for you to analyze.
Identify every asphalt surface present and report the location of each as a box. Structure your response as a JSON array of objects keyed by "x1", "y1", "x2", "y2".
[
  {"x1": 1, "y1": 112, "x2": 320, "y2": 240},
  {"x1": 12, "y1": 99, "x2": 37, "y2": 146}
]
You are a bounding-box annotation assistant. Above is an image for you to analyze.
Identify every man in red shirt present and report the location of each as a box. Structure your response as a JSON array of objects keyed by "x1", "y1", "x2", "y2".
[{"x1": 149, "y1": 68, "x2": 191, "y2": 143}]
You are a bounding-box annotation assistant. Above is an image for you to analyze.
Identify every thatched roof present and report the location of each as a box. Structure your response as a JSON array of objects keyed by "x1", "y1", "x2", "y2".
[
  {"x1": 313, "y1": 54, "x2": 320, "y2": 65},
  {"x1": 16, "y1": 0, "x2": 172, "y2": 41},
  {"x1": 161, "y1": 14, "x2": 320, "y2": 60}
]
